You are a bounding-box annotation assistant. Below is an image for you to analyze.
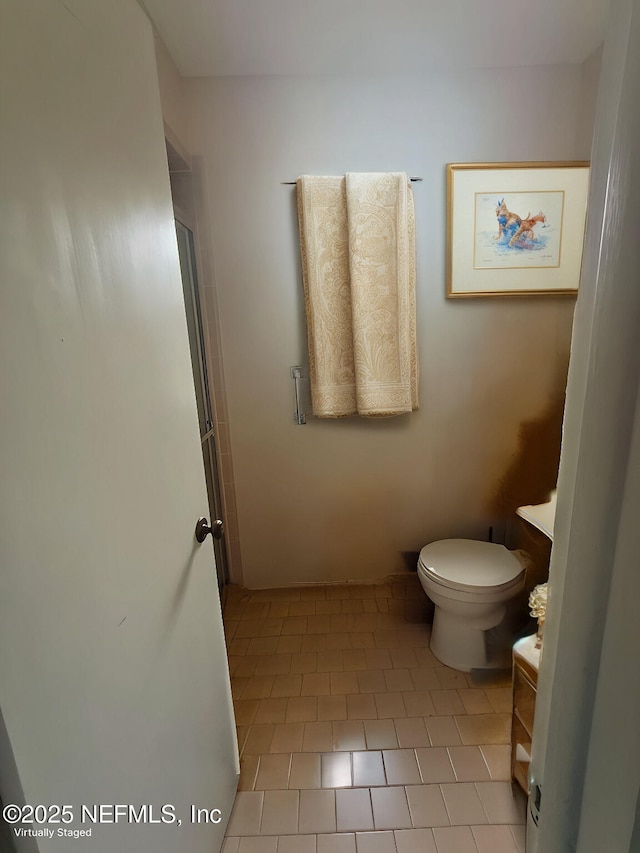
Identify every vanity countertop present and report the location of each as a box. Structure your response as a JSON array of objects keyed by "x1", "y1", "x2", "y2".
[
  {"x1": 513, "y1": 632, "x2": 541, "y2": 672},
  {"x1": 516, "y1": 490, "x2": 557, "y2": 541}
]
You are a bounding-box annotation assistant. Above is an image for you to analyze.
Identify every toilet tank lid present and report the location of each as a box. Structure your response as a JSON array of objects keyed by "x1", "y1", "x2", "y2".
[{"x1": 419, "y1": 539, "x2": 523, "y2": 587}]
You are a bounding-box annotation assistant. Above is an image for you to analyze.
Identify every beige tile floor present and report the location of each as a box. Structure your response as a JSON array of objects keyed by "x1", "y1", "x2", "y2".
[{"x1": 221, "y1": 576, "x2": 526, "y2": 853}]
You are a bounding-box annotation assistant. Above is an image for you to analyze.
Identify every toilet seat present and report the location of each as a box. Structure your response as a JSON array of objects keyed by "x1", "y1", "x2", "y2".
[{"x1": 418, "y1": 539, "x2": 524, "y2": 594}]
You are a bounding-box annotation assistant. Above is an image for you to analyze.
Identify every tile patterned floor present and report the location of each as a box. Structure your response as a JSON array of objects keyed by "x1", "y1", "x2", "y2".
[{"x1": 221, "y1": 576, "x2": 526, "y2": 853}]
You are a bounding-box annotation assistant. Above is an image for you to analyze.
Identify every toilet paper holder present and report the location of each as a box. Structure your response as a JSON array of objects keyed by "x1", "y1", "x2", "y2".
[{"x1": 291, "y1": 366, "x2": 306, "y2": 425}]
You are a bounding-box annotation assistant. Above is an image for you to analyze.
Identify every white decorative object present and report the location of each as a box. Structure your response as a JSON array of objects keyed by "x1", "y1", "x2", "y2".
[{"x1": 529, "y1": 583, "x2": 548, "y2": 647}]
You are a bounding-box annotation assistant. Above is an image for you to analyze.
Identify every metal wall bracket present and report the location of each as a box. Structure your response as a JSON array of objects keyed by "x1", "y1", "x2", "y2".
[{"x1": 291, "y1": 366, "x2": 306, "y2": 424}]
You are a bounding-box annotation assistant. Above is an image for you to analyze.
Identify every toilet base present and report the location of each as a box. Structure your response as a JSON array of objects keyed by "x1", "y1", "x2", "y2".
[{"x1": 430, "y1": 608, "x2": 511, "y2": 672}]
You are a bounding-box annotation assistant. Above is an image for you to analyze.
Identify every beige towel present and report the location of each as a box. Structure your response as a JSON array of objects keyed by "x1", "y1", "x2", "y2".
[
  {"x1": 297, "y1": 172, "x2": 418, "y2": 418},
  {"x1": 296, "y1": 175, "x2": 356, "y2": 417},
  {"x1": 346, "y1": 172, "x2": 418, "y2": 416}
]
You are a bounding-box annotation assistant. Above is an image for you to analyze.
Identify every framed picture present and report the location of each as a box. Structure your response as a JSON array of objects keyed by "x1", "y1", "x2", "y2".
[{"x1": 446, "y1": 162, "x2": 590, "y2": 298}]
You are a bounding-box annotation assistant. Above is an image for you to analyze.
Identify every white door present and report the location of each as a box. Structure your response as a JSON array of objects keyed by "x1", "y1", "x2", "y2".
[{"x1": 0, "y1": 3, "x2": 238, "y2": 852}]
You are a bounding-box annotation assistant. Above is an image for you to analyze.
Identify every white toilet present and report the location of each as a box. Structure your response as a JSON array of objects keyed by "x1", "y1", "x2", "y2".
[{"x1": 417, "y1": 539, "x2": 526, "y2": 672}]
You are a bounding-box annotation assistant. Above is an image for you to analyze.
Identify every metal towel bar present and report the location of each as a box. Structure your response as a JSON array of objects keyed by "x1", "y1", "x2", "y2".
[{"x1": 281, "y1": 177, "x2": 423, "y2": 185}]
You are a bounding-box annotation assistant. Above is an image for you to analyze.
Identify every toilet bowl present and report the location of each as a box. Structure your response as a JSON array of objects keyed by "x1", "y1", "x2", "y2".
[{"x1": 417, "y1": 539, "x2": 525, "y2": 672}]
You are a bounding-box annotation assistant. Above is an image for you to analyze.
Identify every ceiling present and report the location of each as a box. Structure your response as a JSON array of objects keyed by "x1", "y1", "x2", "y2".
[{"x1": 141, "y1": 0, "x2": 610, "y2": 78}]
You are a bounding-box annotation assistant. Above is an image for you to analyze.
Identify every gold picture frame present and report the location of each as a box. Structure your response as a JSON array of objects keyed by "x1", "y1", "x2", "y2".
[{"x1": 446, "y1": 161, "x2": 590, "y2": 298}]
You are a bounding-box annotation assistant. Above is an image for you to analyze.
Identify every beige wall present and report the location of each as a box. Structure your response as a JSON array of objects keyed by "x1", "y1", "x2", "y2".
[
  {"x1": 154, "y1": 31, "x2": 192, "y2": 146},
  {"x1": 576, "y1": 46, "x2": 604, "y2": 155},
  {"x1": 576, "y1": 46, "x2": 602, "y2": 157},
  {"x1": 186, "y1": 64, "x2": 599, "y2": 589}
]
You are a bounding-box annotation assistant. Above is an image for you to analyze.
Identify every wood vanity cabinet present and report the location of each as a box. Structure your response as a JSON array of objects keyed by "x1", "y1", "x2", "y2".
[{"x1": 511, "y1": 634, "x2": 541, "y2": 794}]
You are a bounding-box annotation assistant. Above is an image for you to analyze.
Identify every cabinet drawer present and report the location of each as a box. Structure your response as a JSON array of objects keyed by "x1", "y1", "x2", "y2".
[
  {"x1": 513, "y1": 666, "x2": 536, "y2": 737},
  {"x1": 511, "y1": 712, "x2": 532, "y2": 793}
]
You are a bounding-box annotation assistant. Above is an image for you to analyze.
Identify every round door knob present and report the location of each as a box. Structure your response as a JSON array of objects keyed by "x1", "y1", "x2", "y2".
[{"x1": 195, "y1": 517, "x2": 224, "y2": 543}]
